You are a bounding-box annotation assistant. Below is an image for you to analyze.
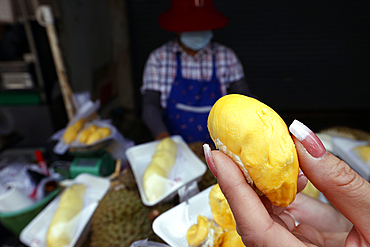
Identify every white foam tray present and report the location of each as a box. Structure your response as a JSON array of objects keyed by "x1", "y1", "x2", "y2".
[
  {"x1": 126, "y1": 135, "x2": 207, "y2": 206},
  {"x1": 20, "y1": 173, "x2": 110, "y2": 247},
  {"x1": 332, "y1": 137, "x2": 370, "y2": 179},
  {"x1": 153, "y1": 185, "x2": 215, "y2": 247}
]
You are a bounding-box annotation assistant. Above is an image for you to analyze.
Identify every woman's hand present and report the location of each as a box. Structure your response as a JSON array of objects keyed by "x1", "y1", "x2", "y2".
[{"x1": 204, "y1": 120, "x2": 370, "y2": 246}]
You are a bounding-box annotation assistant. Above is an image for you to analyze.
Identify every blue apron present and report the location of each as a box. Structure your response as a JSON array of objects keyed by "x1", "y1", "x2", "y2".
[{"x1": 163, "y1": 49, "x2": 222, "y2": 143}]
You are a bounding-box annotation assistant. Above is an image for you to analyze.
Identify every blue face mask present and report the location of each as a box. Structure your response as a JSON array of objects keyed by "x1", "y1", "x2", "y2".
[{"x1": 180, "y1": 30, "x2": 214, "y2": 51}]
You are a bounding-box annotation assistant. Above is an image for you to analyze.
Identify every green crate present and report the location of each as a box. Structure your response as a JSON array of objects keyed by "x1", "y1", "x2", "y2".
[
  {"x1": 0, "y1": 188, "x2": 60, "y2": 236},
  {"x1": 0, "y1": 91, "x2": 42, "y2": 105}
]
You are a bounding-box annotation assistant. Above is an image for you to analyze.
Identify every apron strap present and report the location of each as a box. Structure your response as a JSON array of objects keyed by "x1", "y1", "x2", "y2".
[
  {"x1": 176, "y1": 52, "x2": 182, "y2": 78},
  {"x1": 211, "y1": 43, "x2": 217, "y2": 80}
]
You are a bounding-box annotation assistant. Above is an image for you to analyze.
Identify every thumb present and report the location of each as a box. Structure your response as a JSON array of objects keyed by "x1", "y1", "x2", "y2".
[{"x1": 289, "y1": 120, "x2": 370, "y2": 240}]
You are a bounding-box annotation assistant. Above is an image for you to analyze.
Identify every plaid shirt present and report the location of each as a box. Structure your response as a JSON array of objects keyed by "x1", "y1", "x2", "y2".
[{"x1": 141, "y1": 39, "x2": 245, "y2": 108}]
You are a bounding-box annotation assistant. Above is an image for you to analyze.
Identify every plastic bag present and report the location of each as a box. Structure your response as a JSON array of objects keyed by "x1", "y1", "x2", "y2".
[{"x1": 130, "y1": 239, "x2": 170, "y2": 247}]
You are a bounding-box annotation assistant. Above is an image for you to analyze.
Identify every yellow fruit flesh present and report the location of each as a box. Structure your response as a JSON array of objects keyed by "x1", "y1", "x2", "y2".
[
  {"x1": 85, "y1": 126, "x2": 112, "y2": 145},
  {"x1": 46, "y1": 184, "x2": 86, "y2": 247},
  {"x1": 221, "y1": 230, "x2": 245, "y2": 247},
  {"x1": 186, "y1": 215, "x2": 224, "y2": 247},
  {"x1": 142, "y1": 137, "x2": 177, "y2": 202},
  {"x1": 301, "y1": 179, "x2": 320, "y2": 199},
  {"x1": 62, "y1": 119, "x2": 84, "y2": 144},
  {"x1": 353, "y1": 145, "x2": 370, "y2": 164},
  {"x1": 207, "y1": 94, "x2": 299, "y2": 207},
  {"x1": 209, "y1": 184, "x2": 236, "y2": 230}
]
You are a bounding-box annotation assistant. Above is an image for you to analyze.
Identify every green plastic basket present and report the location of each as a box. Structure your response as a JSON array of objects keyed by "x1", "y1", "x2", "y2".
[{"x1": 0, "y1": 188, "x2": 60, "y2": 236}]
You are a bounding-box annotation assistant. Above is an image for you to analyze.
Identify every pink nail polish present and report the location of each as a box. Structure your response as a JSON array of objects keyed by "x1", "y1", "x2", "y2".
[
  {"x1": 203, "y1": 144, "x2": 217, "y2": 178},
  {"x1": 289, "y1": 120, "x2": 326, "y2": 158}
]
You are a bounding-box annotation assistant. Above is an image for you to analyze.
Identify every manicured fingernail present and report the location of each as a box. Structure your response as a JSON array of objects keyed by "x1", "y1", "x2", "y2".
[
  {"x1": 297, "y1": 170, "x2": 308, "y2": 192},
  {"x1": 289, "y1": 120, "x2": 326, "y2": 158},
  {"x1": 203, "y1": 144, "x2": 217, "y2": 178}
]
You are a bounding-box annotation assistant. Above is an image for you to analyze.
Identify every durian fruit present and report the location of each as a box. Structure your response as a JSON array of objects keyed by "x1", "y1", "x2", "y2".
[
  {"x1": 78, "y1": 124, "x2": 98, "y2": 143},
  {"x1": 221, "y1": 230, "x2": 245, "y2": 247},
  {"x1": 209, "y1": 184, "x2": 236, "y2": 230},
  {"x1": 186, "y1": 215, "x2": 224, "y2": 247},
  {"x1": 142, "y1": 137, "x2": 177, "y2": 202},
  {"x1": 90, "y1": 183, "x2": 172, "y2": 247},
  {"x1": 62, "y1": 118, "x2": 84, "y2": 144},
  {"x1": 46, "y1": 184, "x2": 86, "y2": 247},
  {"x1": 207, "y1": 94, "x2": 299, "y2": 207}
]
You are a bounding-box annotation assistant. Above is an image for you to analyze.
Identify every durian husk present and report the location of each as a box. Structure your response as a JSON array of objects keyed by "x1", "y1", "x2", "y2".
[{"x1": 89, "y1": 168, "x2": 174, "y2": 247}]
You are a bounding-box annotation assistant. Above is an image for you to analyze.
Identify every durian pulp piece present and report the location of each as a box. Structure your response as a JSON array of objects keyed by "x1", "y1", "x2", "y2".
[
  {"x1": 352, "y1": 145, "x2": 370, "y2": 166},
  {"x1": 46, "y1": 184, "x2": 86, "y2": 247},
  {"x1": 142, "y1": 137, "x2": 177, "y2": 202},
  {"x1": 78, "y1": 124, "x2": 98, "y2": 143},
  {"x1": 85, "y1": 126, "x2": 112, "y2": 145},
  {"x1": 62, "y1": 119, "x2": 85, "y2": 144},
  {"x1": 221, "y1": 230, "x2": 245, "y2": 247},
  {"x1": 96, "y1": 127, "x2": 111, "y2": 138},
  {"x1": 209, "y1": 184, "x2": 236, "y2": 230},
  {"x1": 207, "y1": 94, "x2": 299, "y2": 207},
  {"x1": 186, "y1": 215, "x2": 224, "y2": 247}
]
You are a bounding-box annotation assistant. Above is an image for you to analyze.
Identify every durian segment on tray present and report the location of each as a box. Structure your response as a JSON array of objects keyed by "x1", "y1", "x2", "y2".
[
  {"x1": 209, "y1": 184, "x2": 236, "y2": 231},
  {"x1": 46, "y1": 184, "x2": 86, "y2": 247},
  {"x1": 186, "y1": 215, "x2": 224, "y2": 247},
  {"x1": 207, "y1": 94, "x2": 299, "y2": 207},
  {"x1": 142, "y1": 137, "x2": 178, "y2": 202}
]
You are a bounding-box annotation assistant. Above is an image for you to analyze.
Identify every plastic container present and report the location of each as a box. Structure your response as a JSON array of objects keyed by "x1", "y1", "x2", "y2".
[
  {"x1": 332, "y1": 137, "x2": 370, "y2": 179},
  {"x1": 0, "y1": 188, "x2": 60, "y2": 236},
  {"x1": 126, "y1": 135, "x2": 207, "y2": 206},
  {"x1": 153, "y1": 185, "x2": 215, "y2": 246},
  {"x1": 20, "y1": 173, "x2": 110, "y2": 247}
]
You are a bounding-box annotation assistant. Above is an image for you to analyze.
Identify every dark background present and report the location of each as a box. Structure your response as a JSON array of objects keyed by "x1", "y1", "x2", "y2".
[{"x1": 127, "y1": 0, "x2": 370, "y2": 133}]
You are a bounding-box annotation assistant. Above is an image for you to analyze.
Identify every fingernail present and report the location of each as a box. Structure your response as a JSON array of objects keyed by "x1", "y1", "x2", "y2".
[
  {"x1": 203, "y1": 143, "x2": 217, "y2": 178},
  {"x1": 289, "y1": 120, "x2": 326, "y2": 158}
]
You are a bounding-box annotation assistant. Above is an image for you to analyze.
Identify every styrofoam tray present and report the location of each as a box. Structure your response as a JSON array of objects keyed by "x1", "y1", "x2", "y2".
[
  {"x1": 153, "y1": 185, "x2": 215, "y2": 247},
  {"x1": 20, "y1": 173, "x2": 110, "y2": 247},
  {"x1": 126, "y1": 135, "x2": 207, "y2": 206},
  {"x1": 332, "y1": 137, "x2": 370, "y2": 179}
]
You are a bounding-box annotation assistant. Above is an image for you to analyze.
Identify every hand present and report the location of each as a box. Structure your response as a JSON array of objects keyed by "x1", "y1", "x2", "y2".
[
  {"x1": 155, "y1": 131, "x2": 170, "y2": 140},
  {"x1": 285, "y1": 193, "x2": 352, "y2": 233},
  {"x1": 203, "y1": 120, "x2": 370, "y2": 246}
]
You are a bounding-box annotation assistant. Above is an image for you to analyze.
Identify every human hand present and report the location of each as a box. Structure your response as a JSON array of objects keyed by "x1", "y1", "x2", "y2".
[
  {"x1": 203, "y1": 119, "x2": 370, "y2": 246},
  {"x1": 155, "y1": 131, "x2": 170, "y2": 140}
]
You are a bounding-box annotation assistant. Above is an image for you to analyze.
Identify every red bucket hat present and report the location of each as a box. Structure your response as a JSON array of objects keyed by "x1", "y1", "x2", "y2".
[{"x1": 158, "y1": 0, "x2": 229, "y2": 32}]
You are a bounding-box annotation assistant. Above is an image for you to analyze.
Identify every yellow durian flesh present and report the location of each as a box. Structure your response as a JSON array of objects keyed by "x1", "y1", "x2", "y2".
[
  {"x1": 96, "y1": 127, "x2": 111, "y2": 138},
  {"x1": 207, "y1": 94, "x2": 299, "y2": 207},
  {"x1": 353, "y1": 145, "x2": 370, "y2": 164},
  {"x1": 186, "y1": 215, "x2": 224, "y2": 247},
  {"x1": 221, "y1": 230, "x2": 245, "y2": 247},
  {"x1": 209, "y1": 184, "x2": 236, "y2": 230},
  {"x1": 142, "y1": 137, "x2": 177, "y2": 202},
  {"x1": 62, "y1": 118, "x2": 85, "y2": 144},
  {"x1": 78, "y1": 124, "x2": 98, "y2": 143},
  {"x1": 46, "y1": 184, "x2": 86, "y2": 247}
]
